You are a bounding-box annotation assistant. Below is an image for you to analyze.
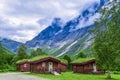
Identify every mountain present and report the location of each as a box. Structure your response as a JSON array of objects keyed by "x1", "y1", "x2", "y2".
[
  {"x1": 0, "y1": 0, "x2": 108, "y2": 56},
  {"x1": 26, "y1": 0, "x2": 109, "y2": 57},
  {"x1": 100, "y1": 0, "x2": 109, "y2": 7},
  {"x1": 0, "y1": 41, "x2": 14, "y2": 54},
  {"x1": 0, "y1": 37, "x2": 22, "y2": 52}
]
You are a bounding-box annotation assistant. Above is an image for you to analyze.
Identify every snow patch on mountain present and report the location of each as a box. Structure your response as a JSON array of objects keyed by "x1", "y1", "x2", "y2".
[
  {"x1": 57, "y1": 40, "x2": 78, "y2": 57},
  {"x1": 55, "y1": 30, "x2": 63, "y2": 35},
  {"x1": 56, "y1": 41, "x2": 68, "y2": 49},
  {"x1": 83, "y1": 40, "x2": 93, "y2": 49}
]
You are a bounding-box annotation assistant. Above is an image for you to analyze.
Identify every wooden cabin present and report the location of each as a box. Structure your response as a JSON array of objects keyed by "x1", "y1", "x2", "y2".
[
  {"x1": 30, "y1": 56, "x2": 67, "y2": 74},
  {"x1": 71, "y1": 58, "x2": 104, "y2": 74},
  {"x1": 17, "y1": 60, "x2": 30, "y2": 72}
]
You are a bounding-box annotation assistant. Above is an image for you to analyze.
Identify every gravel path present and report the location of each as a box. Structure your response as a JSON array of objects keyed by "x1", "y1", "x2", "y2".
[{"x1": 0, "y1": 72, "x2": 47, "y2": 80}]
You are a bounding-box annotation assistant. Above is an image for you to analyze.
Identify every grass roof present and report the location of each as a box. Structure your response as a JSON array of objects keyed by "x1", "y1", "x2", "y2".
[
  {"x1": 29, "y1": 55, "x2": 68, "y2": 64},
  {"x1": 16, "y1": 59, "x2": 29, "y2": 64},
  {"x1": 59, "y1": 58, "x2": 68, "y2": 64},
  {"x1": 29, "y1": 55, "x2": 49, "y2": 62},
  {"x1": 71, "y1": 58, "x2": 95, "y2": 63},
  {"x1": 16, "y1": 55, "x2": 68, "y2": 64}
]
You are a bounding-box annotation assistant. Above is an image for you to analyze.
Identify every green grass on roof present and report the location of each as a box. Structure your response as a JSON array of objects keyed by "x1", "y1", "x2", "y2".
[
  {"x1": 59, "y1": 58, "x2": 68, "y2": 64},
  {"x1": 16, "y1": 59, "x2": 29, "y2": 63},
  {"x1": 29, "y1": 55, "x2": 68, "y2": 64},
  {"x1": 16, "y1": 55, "x2": 68, "y2": 64},
  {"x1": 71, "y1": 58, "x2": 95, "y2": 63},
  {"x1": 29, "y1": 55, "x2": 50, "y2": 62}
]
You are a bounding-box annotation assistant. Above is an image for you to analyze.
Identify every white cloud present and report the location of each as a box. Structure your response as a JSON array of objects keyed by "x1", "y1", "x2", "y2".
[{"x1": 0, "y1": 0, "x2": 100, "y2": 42}]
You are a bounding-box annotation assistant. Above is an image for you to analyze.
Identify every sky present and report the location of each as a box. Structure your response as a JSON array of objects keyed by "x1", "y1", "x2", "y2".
[{"x1": 0, "y1": 0, "x2": 100, "y2": 43}]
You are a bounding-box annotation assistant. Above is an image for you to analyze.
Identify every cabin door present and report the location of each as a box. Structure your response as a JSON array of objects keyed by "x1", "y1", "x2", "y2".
[
  {"x1": 48, "y1": 62, "x2": 53, "y2": 72},
  {"x1": 93, "y1": 63, "x2": 97, "y2": 72}
]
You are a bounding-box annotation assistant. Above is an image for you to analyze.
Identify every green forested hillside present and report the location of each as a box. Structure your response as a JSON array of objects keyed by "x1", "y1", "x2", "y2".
[{"x1": 0, "y1": 42, "x2": 15, "y2": 72}]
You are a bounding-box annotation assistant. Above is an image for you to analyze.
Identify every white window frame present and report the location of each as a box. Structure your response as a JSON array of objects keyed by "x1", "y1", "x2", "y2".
[
  {"x1": 24, "y1": 64, "x2": 27, "y2": 68},
  {"x1": 42, "y1": 62, "x2": 46, "y2": 67}
]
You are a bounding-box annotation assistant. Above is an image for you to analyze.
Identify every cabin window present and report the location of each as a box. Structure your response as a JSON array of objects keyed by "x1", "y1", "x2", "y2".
[
  {"x1": 24, "y1": 64, "x2": 27, "y2": 68},
  {"x1": 89, "y1": 64, "x2": 91, "y2": 67},
  {"x1": 42, "y1": 62, "x2": 46, "y2": 67},
  {"x1": 49, "y1": 62, "x2": 52, "y2": 65},
  {"x1": 87, "y1": 64, "x2": 91, "y2": 68}
]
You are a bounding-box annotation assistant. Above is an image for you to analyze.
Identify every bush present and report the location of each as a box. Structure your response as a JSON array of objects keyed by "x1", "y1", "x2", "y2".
[
  {"x1": 113, "y1": 71, "x2": 120, "y2": 74},
  {"x1": 0, "y1": 64, "x2": 16, "y2": 72}
]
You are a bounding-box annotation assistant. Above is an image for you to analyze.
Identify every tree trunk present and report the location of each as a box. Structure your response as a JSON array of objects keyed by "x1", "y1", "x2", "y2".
[{"x1": 107, "y1": 70, "x2": 111, "y2": 79}]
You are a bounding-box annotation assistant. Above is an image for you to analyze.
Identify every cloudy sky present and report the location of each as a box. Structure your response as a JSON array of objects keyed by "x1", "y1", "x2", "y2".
[{"x1": 0, "y1": 0, "x2": 100, "y2": 43}]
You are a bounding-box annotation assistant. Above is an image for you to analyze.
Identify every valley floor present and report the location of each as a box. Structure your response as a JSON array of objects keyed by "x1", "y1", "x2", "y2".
[
  {"x1": 0, "y1": 72, "x2": 120, "y2": 80},
  {"x1": 0, "y1": 72, "x2": 46, "y2": 80},
  {"x1": 26, "y1": 72, "x2": 120, "y2": 80}
]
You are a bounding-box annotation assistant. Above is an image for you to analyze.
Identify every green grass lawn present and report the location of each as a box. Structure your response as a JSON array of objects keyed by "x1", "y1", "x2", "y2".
[{"x1": 26, "y1": 72, "x2": 120, "y2": 80}]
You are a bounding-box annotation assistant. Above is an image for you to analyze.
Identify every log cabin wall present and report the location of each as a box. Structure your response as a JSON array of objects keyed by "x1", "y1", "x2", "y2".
[
  {"x1": 72, "y1": 61, "x2": 104, "y2": 74},
  {"x1": 17, "y1": 57, "x2": 67, "y2": 74},
  {"x1": 31, "y1": 59, "x2": 67, "y2": 74},
  {"x1": 18, "y1": 62, "x2": 30, "y2": 72},
  {"x1": 58, "y1": 63, "x2": 67, "y2": 72}
]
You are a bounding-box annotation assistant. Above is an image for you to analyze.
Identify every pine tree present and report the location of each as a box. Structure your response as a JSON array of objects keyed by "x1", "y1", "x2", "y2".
[
  {"x1": 63, "y1": 54, "x2": 71, "y2": 70},
  {"x1": 16, "y1": 44, "x2": 28, "y2": 60},
  {"x1": 30, "y1": 49, "x2": 38, "y2": 58},
  {"x1": 36, "y1": 48, "x2": 43, "y2": 55},
  {"x1": 77, "y1": 52, "x2": 86, "y2": 58}
]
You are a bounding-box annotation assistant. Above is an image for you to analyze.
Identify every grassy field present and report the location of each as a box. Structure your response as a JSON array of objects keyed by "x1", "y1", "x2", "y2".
[{"x1": 26, "y1": 72, "x2": 120, "y2": 80}]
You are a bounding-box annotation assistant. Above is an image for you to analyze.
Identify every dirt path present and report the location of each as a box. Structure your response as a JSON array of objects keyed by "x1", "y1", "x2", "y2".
[{"x1": 0, "y1": 72, "x2": 47, "y2": 80}]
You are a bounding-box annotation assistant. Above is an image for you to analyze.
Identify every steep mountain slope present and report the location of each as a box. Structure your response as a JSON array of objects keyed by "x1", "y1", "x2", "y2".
[
  {"x1": 0, "y1": 37, "x2": 22, "y2": 52},
  {"x1": 26, "y1": 0, "x2": 109, "y2": 57},
  {"x1": 0, "y1": 42, "x2": 14, "y2": 54}
]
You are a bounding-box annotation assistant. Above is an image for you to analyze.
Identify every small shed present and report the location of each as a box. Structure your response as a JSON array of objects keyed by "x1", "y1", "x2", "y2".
[
  {"x1": 71, "y1": 58, "x2": 104, "y2": 74},
  {"x1": 30, "y1": 56, "x2": 67, "y2": 74},
  {"x1": 17, "y1": 59, "x2": 30, "y2": 72}
]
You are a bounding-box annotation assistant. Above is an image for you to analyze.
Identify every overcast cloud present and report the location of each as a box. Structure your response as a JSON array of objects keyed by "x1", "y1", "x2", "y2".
[{"x1": 0, "y1": 0, "x2": 100, "y2": 43}]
